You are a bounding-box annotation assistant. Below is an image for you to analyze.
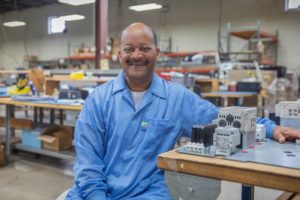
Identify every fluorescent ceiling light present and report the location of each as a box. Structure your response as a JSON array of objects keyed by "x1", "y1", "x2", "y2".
[
  {"x1": 59, "y1": 14, "x2": 85, "y2": 21},
  {"x1": 3, "y1": 21, "x2": 26, "y2": 27},
  {"x1": 59, "y1": 0, "x2": 95, "y2": 6},
  {"x1": 129, "y1": 3, "x2": 163, "y2": 12}
]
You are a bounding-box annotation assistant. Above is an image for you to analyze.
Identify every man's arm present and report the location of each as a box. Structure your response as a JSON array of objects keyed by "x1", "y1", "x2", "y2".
[
  {"x1": 256, "y1": 117, "x2": 300, "y2": 143},
  {"x1": 70, "y1": 93, "x2": 108, "y2": 200},
  {"x1": 180, "y1": 89, "x2": 219, "y2": 136},
  {"x1": 272, "y1": 126, "x2": 300, "y2": 143}
]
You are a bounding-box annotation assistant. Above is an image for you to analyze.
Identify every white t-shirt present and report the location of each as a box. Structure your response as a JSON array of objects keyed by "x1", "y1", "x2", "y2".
[{"x1": 131, "y1": 90, "x2": 147, "y2": 109}]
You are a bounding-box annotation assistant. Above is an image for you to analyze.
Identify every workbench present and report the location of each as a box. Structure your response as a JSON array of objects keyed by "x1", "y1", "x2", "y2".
[
  {"x1": 157, "y1": 150, "x2": 300, "y2": 199},
  {"x1": 0, "y1": 97, "x2": 81, "y2": 163}
]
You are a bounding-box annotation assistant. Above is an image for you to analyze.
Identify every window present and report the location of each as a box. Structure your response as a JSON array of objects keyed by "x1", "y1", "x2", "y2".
[
  {"x1": 285, "y1": 0, "x2": 300, "y2": 11},
  {"x1": 48, "y1": 16, "x2": 66, "y2": 34}
]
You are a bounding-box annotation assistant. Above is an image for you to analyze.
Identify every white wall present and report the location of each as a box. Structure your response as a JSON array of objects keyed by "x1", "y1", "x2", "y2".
[
  {"x1": 0, "y1": 3, "x2": 95, "y2": 68},
  {"x1": 0, "y1": 0, "x2": 299, "y2": 72}
]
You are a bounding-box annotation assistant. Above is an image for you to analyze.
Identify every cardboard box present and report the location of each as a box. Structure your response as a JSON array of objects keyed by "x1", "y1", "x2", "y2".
[
  {"x1": 0, "y1": 145, "x2": 4, "y2": 166},
  {"x1": 22, "y1": 129, "x2": 43, "y2": 149},
  {"x1": 39, "y1": 126, "x2": 73, "y2": 151}
]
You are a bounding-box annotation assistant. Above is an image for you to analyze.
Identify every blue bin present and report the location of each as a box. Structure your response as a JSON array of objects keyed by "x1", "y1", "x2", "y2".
[{"x1": 22, "y1": 129, "x2": 43, "y2": 149}]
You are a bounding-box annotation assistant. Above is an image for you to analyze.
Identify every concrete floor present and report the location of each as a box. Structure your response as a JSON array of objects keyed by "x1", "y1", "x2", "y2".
[{"x1": 0, "y1": 153, "x2": 73, "y2": 200}]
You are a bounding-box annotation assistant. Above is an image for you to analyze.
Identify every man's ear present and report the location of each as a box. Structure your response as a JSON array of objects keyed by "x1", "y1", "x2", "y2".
[
  {"x1": 118, "y1": 50, "x2": 121, "y2": 62},
  {"x1": 156, "y1": 48, "x2": 161, "y2": 60}
]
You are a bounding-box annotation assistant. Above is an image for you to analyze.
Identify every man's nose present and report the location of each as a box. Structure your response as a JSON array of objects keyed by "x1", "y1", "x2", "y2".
[{"x1": 131, "y1": 49, "x2": 143, "y2": 59}]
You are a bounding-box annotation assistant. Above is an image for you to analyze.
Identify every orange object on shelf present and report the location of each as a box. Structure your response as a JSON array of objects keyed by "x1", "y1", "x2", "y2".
[
  {"x1": 160, "y1": 50, "x2": 217, "y2": 58},
  {"x1": 230, "y1": 31, "x2": 277, "y2": 42},
  {"x1": 156, "y1": 66, "x2": 217, "y2": 74}
]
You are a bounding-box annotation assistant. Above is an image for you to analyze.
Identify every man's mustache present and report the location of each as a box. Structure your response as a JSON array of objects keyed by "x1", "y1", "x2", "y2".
[{"x1": 127, "y1": 59, "x2": 148, "y2": 66}]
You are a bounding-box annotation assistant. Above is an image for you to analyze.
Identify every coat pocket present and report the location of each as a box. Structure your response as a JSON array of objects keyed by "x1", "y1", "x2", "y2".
[{"x1": 142, "y1": 119, "x2": 178, "y2": 159}]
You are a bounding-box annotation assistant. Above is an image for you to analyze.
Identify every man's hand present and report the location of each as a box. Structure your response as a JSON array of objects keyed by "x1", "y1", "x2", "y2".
[{"x1": 272, "y1": 126, "x2": 300, "y2": 143}]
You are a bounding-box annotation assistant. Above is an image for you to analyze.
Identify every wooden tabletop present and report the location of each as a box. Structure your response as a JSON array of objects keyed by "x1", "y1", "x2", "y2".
[
  {"x1": 202, "y1": 92, "x2": 258, "y2": 98},
  {"x1": 0, "y1": 70, "x2": 29, "y2": 74},
  {"x1": 45, "y1": 76, "x2": 115, "y2": 83},
  {"x1": 157, "y1": 150, "x2": 300, "y2": 193},
  {"x1": 0, "y1": 97, "x2": 82, "y2": 111}
]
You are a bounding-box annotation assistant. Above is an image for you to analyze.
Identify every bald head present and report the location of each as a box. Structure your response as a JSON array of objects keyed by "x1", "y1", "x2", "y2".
[{"x1": 120, "y1": 23, "x2": 157, "y2": 47}]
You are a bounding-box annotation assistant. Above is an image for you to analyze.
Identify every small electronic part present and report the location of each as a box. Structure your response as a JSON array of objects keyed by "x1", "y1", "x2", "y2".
[
  {"x1": 188, "y1": 124, "x2": 217, "y2": 154},
  {"x1": 185, "y1": 142, "x2": 205, "y2": 153},
  {"x1": 256, "y1": 124, "x2": 266, "y2": 142},
  {"x1": 191, "y1": 125, "x2": 203, "y2": 144},
  {"x1": 214, "y1": 127, "x2": 240, "y2": 156},
  {"x1": 275, "y1": 100, "x2": 300, "y2": 119},
  {"x1": 203, "y1": 124, "x2": 217, "y2": 148},
  {"x1": 276, "y1": 101, "x2": 300, "y2": 130},
  {"x1": 217, "y1": 107, "x2": 257, "y2": 149}
]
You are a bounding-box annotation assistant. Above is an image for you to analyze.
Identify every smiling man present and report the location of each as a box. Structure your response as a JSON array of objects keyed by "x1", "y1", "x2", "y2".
[
  {"x1": 119, "y1": 23, "x2": 159, "y2": 91},
  {"x1": 65, "y1": 23, "x2": 300, "y2": 200}
]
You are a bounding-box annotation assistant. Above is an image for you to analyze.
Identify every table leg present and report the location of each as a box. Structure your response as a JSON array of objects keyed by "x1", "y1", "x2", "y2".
[
  {"x1": 59, "y1": 109, "x2": 63, "y2": 125},
  {"x1": 39, "y1": 108, "x2": 43, "y2": 123},
  {"x1": 10, "y1": 106, "x2": 15, "y2": 137},
  {"x1": 238, "y1": 97, "x2": 244, "y2": 106},
  {"x1": 242, "y1": 184, "x2": 254, "y2": 200},
  {"x1": 224, "y1": 97, "x2": 228, "y2": 107},
  {"x1": 5, "y1": 105, "x2": 12, "y2": 164},
  {"x1": 50, "y1": 109, "x2": 55, "y2": 124},
  {"x1": 34, "y1": 107, "x2": 38, "y2": 122}
]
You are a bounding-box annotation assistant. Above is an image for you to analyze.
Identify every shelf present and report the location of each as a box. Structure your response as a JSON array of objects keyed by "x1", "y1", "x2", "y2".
[
  {"x1": 15, "y1": 143, "x2": 75, "y2": 161},
  {"x1": 156, "y1": 66, "x2": 217, "y2": 74},
  {"x1": 49, "y1": 69, "x2": 121, "y2": 76},
  {"x1": 0, "y1": 70, "x2": 29, "y2": 74},
  {"x1": 161, "y1": 51, "x2": 217, "y2": 58},
  {"x1": 63, "y1": 55, "x2": 95, "y2": 61},
  {"x1": 62, "y1": 54, "x2": 112, "y2": 61},
  {"x1": 45, "y1": 75, "x2": 116, "y2": 95},
  {"x1": 230, "y1": 31, "x2": 277, "y2": 42},
  {"x1": 45, "y1": 76, "x2": 115, "y2": 82},
  {"x1": 221, "y1": 51, "x2": 261, "y2": 55}
]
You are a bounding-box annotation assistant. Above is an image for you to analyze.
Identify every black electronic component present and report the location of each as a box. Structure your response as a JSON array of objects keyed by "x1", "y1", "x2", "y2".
[
  {"x1": 191, "y1": 126, "x2": 197, "y2": 142},
  {"x1": 236, "y1": 82, "x2": 261, "y2": 92},
  {"x1": 59, "y1": 89, "x2": 89, "y2": 100},
  {"x1": 219, "y1": 119, "x2": 227, "y2": 127},
  {"x1": 226, "y1": 114, "x2": 234, "y2": 124},
  {"x1": 191, "y1": 125, "x2": 204, "y2": 144},
  {"x1": 197, "y1": 126, "x2": 204, "y2": 144},
  {"x1": 233, "y1": 121, "x2": 241, "y2": 128},
  {"x1": 198, "y1": 124, "x2": 217, "y2": 147}
]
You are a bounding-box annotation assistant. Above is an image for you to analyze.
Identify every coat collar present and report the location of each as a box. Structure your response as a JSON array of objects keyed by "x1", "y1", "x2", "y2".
[{"x1": 112, "y1": 71, "x2": 167, "y2": 99}]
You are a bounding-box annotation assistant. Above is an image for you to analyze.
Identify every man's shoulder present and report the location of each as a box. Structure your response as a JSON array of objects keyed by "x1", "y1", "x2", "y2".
[
  {"x1": 94, "y1": 79, "x2": 115, "y2": 92},
  {"x1": 166, "y1": 80, "x2": 194, "y2": 95},
  {"x1": 89, "y1": 79, "x2": 115, "y2": 99}
]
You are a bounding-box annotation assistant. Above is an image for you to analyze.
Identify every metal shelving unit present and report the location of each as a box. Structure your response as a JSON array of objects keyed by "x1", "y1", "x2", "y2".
[
  {"x1": 218, "y1": 20, "x2": 278, "y2": 65},
  {"x1": 15, "y1": 144, "x2": 75, "y2": 161}
]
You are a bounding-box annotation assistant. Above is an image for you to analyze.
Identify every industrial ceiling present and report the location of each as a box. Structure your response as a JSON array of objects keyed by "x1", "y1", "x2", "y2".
[{"x1": 0, "y1": 0, "x2": 58, "y2": 14}]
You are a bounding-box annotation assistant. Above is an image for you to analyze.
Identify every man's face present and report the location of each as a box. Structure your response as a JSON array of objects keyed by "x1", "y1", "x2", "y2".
[{"x1": 119, "y1": 28, "x2": 160, "y2": 84}]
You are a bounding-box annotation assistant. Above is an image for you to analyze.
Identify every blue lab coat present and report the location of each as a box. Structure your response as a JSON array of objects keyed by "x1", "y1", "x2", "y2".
[{"x1": 66, "y1": 72, "x2": 276, "y2": 200}]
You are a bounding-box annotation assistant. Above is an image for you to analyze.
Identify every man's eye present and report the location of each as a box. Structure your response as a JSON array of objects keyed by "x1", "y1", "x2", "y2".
[
  {"x1": 141, "y1": 47, "x2": 151, "y2": 52},
  {"x1": 123, "y1": 48, "x2": 133, "y2": 53}
]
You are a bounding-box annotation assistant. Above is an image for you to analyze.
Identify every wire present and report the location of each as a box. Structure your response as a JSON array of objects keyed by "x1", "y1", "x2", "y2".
[
  {"x1": 13, "y1": 0, "x2": 19, "y2": 12},
  {"x1": 0, "y1": 16, "x2": 22, "y2": 67}
]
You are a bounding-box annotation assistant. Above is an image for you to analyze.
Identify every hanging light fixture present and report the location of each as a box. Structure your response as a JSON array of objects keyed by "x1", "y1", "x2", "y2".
[
  {"x1": 129, "y1": 3, "x2": 163, "y2": 12},
  {"x1": 3, "y1": 21, "x2": 26, "y2": 27},
  {"x1": 58, "y1": 0, "x2": 95, "y2": 6}
]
